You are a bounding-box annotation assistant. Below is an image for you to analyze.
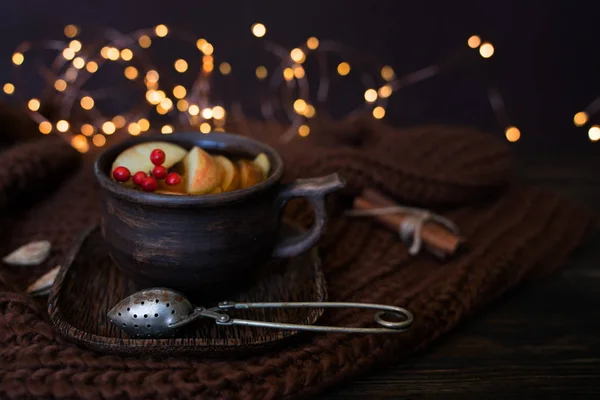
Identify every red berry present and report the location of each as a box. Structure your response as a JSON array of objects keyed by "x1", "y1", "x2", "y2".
[
  {"x1": 141, "y1": 176, "x2": 158, "y2": 192},
  {"x1": 152, "y1": 165, "x2": 168, "y2": 179},
  {"x1": 112, "y1": 166, "x2": 131, "y2": 182},
  {"x1": 132, "y1": 171, "x2": 147, "y2": 186},
  {"x1": 150, "y1": 149, "x2": 166, "y2": 166},
  {"x1": 165, "y1": 172, "x2": 181, "y2": 186}
]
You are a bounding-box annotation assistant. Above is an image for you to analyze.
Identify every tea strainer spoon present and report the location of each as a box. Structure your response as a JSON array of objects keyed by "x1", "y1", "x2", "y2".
[{"x1": 108, "y1": 288, "x2": 413, "y2": 338}]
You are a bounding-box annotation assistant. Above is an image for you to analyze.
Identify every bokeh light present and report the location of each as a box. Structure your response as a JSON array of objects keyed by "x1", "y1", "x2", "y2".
[
  {"x1": 468, "y1": 35, "x2": 481, "y2": 48},
  {"x1": 251, "y1": 23, "x2": 266, "y2": 38},
  {"x1": 364, "y1": 89, "x2": 377, "y2": 103},
  {"x1": 38, "y1": 121, "x2": 52, "y2": 134},
  {"x1": 479, "y1": 43, "x2": 494, "y2": 58},
  {"x1": 80, "y1": 96, "x2": 94, "y2": 110},
  {"x1": 155, "y1": 24, "x2": 169, "y2": 37},
  {"x1": 337, "y1": 62, "x2": 350, "y2": 76},
  {"x1": 27, "y1": 98, "x2": 40, "y2": 112},
  {"x1": 588, "y1": 125, "x2": 600, "y2": 141},
  {"x1": 298, "y1": 125, "x2": 310, "y2": 137},
  {"x1": 505, "y1": 126, "x2": 521, "y2": 142},
  {"x1": 372, "y1": 106, "x2": 385, "y2": 119},
  {"x1": 574, "y1": 111, "x2": 588, "y2": 127}
]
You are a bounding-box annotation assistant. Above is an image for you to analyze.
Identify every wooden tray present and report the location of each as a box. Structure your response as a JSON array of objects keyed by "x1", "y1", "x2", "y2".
[{"x1": 48, "y1": 222, "x2": 327, "y2": 356}]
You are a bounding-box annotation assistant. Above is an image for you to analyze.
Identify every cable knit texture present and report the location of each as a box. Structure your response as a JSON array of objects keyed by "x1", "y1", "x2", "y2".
[{"x1": 0, "y1": 117, "x2": 595, "y2": 399}]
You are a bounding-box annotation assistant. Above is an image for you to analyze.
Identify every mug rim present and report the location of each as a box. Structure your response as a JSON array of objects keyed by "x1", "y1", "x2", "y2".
[{"x1": 94, "y1": 132, "x2": 285, "y2": 207}]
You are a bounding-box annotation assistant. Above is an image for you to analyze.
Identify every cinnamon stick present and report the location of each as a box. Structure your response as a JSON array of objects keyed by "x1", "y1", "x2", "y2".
[{"x1": 353, "y1": 189, "x2": 462, "y2": 256}]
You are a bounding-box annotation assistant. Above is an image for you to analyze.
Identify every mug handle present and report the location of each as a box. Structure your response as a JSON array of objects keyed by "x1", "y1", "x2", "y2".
[{"x1": 272, "y1": 173, "x2": 345, "y2": 258}]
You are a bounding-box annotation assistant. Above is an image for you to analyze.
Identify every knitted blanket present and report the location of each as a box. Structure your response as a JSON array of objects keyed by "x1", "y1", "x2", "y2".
[{"x1": 0, "y1": 117, "x2": 594, "y2": 399}]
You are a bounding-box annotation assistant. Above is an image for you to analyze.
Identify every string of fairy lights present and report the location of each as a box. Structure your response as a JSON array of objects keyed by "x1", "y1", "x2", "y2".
[{"x1": 1, "y1": 23, "x2": 527, "y2": 153}]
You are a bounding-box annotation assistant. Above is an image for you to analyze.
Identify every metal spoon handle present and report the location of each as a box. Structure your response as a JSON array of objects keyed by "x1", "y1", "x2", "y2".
[{"x1": 215, "y1": 301, "x2": 413, "y2": 333}]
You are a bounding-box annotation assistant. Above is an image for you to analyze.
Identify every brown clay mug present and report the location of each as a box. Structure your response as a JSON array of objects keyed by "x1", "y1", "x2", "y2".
[{"x1": 94, "y1": 132, "x2": 344, "y2": 293}]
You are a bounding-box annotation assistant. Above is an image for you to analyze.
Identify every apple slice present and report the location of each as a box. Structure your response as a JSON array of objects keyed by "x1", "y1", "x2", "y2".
[
  {"x1": 253, "y1": 153, "x2": 270, "y2": 179},
  {"x1": 237, "y1": 159, "x2": 263, "y2": 189},
  {"x1": 183, "y1": 146, "x2": 221, "y2": 194},
  {"x1": 111, "y1": 141, "x2": 187, "y2": 185},
  {"x1": 213, "y1": 155, "x2": 241, "y2": 192}
]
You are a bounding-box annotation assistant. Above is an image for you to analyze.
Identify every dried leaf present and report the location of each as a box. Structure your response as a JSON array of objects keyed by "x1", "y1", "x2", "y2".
[
  {"x1": 27, "y1": 265, "x2": 60, "y2": 296},
  {"x1": 3, "y1": 241, "x2": 51, "y2": 266}
]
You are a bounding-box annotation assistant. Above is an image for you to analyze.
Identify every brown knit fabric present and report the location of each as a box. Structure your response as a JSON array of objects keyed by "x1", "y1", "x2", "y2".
[{"x1": 0, "y1": 117, "x2": 595, "y2": 399}]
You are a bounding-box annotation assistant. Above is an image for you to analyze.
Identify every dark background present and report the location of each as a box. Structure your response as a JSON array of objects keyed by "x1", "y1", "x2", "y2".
[{"x1": 0, "y1": 0, "x2": 599, "y2": 149}]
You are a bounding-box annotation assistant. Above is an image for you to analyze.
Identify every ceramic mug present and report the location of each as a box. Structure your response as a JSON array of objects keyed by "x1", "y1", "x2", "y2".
[{"x1": 94, "y1": 132, "x2": 344, "y2": 293}]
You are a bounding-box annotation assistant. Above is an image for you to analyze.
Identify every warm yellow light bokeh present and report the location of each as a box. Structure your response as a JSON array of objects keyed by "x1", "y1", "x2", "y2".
[
  {"x1": 39, "y1": 121, "x2": 52, "y2": 134},
  {"x1": 146, "y1": 70, "x2": 159, "y2": 83},
  {"x1": 196, "y1": 38, "x2": 207, "y2": 51},
  {"x1": 337, "y1": 62, "x2": 350, "y2": 76},
  {"x1": 155, "y1": 24, "x2": 169, "y2": 37},
  {"x1": 574, "y1": 111, "x2": 588, "y2": 127},
  {"x1": 62, "y1": 48, "x2": 75, "y2": 60},
  {"x1": 160, "y1": 98, "x2": 173, "y2": 111},
  {"x1": 73, "y1": 57, "x2": 85, "y2": 69},
  {"x1": 56, "y1": 120, "x2": 70, "y2": 132},
  {"x1": 381, "y1": 66, "x2": 395, "y2": 81},
  {"x1": 81, "y1": 124, "x2": 95, "y2": 136},
  {"x1": 293, "y1": 99, "x2": 307, "y2": 114},
  {"x1": 71, "y1": 134, "x2": 89, "y2": 153},
  {"x1": 479, "y1": 43, "x2": 494, "y2": 58},
  {"x1": 12, "y1": 52, "x2": 24, "y2": 65},
  {"x1": 200, "y1": 122, "x2": 211, "y2": 134},
  {"x1": 54, "y1": 79, "x2": 67, "y2": 92},
  {"x1": 138, "y1": 35, "x2": 152, "y2": 48},
  {"x1": 255, "y1": 66, "x2": 268, "y2": 80},
  {"x1": 378, "y1": 84, "x2": 392, "y2": 98},
  {"x1": 64, "y1": 25, "x2": 79, "y2": 38},
  {"x1": 174, "y1": 59, "x2": 188, "y2": 73},
  {"x1": 201, "y1": 43, "x2": 214, "y2": 55},
  {"x1": 364, "y1": 88, "x2": 378, "y2": 103},
  {"x1": 86, "y1": 61, "x2": 98, "y2": 73},
  {"x1": 294, "y1": 66, "x2": 305, "y2": 79},
  {"x1": 468, "y1": 35, "x2": 481, "y2": 48},
  {"x1": 251, "y1": 23, "x2": 266, "y2": 38},
  {"x1": 69, "y1": 40, "x2": 82, "y2": 52},
  {"x1": 3, "y1": 83, "x2": 15, "y2": 94},
  {"x1": 102, "y1": 121, "x2": 116, "y2": 135},
  {"x1": 161, "y1": 125, "x2": 174, "y2": 134},
  {"x1": 138, "y1": 118, "x2": 150, "y2": 131},
  {"x1": 124, "y1": 66, "x2": 139, "y2": 80},
  {"x1": 92, "y1": 134, "x2": 106, "y2": 147},
  {"x1": 120, "y1": 48, "x2": 133, "y2": 61},
  {"x1": 219, "y1": 62, "x2": 232, "y2": 75},
  {"x1": 80, "y1": 96, "x2": 94, "y2": 110},
  {"x1": 173, "y1": 85, "x2": 187, "y2": 99},
  {"x1": 188, "y1": 105, "x2": 200, "y2": 116},
  {"x1": 588, "y1": 125, "x2": 600, "y2": 141},
  {"x1": 212, "y1": 106, "x2": 225, "y2": 119},
  {"x1": 372, "y1": 106, "x2": 386, "y2": 119},
  {"x1": 128, "y1": 123, "x2": 141, "y2": 136},
  {"x1": 505, "y1": 126, "x2": 521, "y2": 142},
  {"x1": 27, "y1": 98, "x2": 40, "y2": 112},
  {"x1": 307, "y1": 37, "x2": 319, "y2": 50},
  {"x1": 107, "y1": 47, "x2": 120, "y2": 61},
  {"x1": 202, "y1": 108, "x2": 213, "y2": 119},
  {"x1": 304, "y1": 104, "x2": 316, "y2": 118},
  {"x1": 112, "y1": 115, "x2": 126, "y2": 129},
  {"x1": 298, "y1": 125, "x2": 310, "y2": 137},
  {"x1": 283, "y1": 68, "x2": 294, "y2": 81},
  {"x1": 177, "y1": 99, "x2": 189, "y2": 111},
  {"x1": 290, "y1": 48, "x2": 306, "y2": 63}
]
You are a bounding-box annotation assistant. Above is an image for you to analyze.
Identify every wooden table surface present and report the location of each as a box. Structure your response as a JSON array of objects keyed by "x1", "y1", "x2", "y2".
[{"x1": 320, "y1": 150, "x2": 600, "y2": 399}]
